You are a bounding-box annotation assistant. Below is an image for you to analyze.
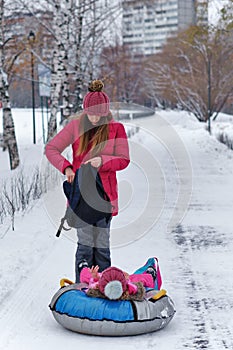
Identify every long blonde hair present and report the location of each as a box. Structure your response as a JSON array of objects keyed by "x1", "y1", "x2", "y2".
[{"x1": 76, "y1": 112, "x2": 112, "y2": 156}]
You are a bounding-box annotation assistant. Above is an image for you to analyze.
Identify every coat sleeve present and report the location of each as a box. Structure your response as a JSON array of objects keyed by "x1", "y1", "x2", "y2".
[
  {"x1": 80, "y1": 267, "x2": 101, "y2": 286},
  {"x1": 129, "y1": 273, "x2": 154, "y2": 288},
  {"x1": 100, "y1": 123, "x2": 130, "y2": 172},
  {"x1": 45, "y1": 120, "x2": 75, "y2": 174}
]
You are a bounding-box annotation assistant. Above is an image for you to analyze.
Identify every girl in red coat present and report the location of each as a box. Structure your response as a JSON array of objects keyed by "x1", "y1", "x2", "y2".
[{"x1": 45, "y1": 80, "x2": 130, "y2": 282}]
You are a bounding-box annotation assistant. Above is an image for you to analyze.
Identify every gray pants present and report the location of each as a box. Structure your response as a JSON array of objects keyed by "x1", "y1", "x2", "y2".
[{"x1": 75, "y1": 218, "x2": 111, "y2": 282}]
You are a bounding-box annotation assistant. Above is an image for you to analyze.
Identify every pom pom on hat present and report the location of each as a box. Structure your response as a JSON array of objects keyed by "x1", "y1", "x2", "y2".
[
  {"x1": 104, "y1": 280, "x2": 123, "y2": 300},
  {"x1": 98, "y1": 267, "x2": 127, "y2": 300},
  {"x1": 88, "y1": 80, "x2": 104, "y2": 92},
  {"x1": 83, "y1": 79, "x2": 110, "y2": 116}
]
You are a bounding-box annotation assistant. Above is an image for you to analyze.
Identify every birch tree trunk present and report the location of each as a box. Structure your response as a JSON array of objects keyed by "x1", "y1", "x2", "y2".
[
  {"x1": 60, "y1": 0, "x2": 72, "y2": 122},
  {"x1": 72, "y1": 0, "x2": 84, "y2": 112},
  {"x1": 47, "y1": 1, "x2": 67, "y2": 141},
  {"x1": 0, "y1": 0, "x2": 20, "y2": 170}
]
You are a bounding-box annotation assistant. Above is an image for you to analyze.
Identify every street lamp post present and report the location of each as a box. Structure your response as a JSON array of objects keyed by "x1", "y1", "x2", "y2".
[
  {"x1": 28, "y1": 30, "x2": 36, "y2": 144},
  {"x1": 207, "y1": 57, "x2": 211, "y2": 134}
]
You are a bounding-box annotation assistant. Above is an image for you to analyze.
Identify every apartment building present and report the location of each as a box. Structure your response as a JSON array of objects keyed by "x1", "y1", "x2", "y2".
[{"x1": 122, "y1": 0, "x2": 208, "y2": 55}]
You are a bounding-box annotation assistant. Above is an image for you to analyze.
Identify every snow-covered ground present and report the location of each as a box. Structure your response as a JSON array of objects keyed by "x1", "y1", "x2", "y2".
[{"x1": 0, "y1": 108, "x2": 233, "y2": 349}]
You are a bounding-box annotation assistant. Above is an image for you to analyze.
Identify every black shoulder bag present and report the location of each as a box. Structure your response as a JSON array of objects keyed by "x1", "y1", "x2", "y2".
[{"x1": 56, "y1": 163, "x2": 112, "y2": 237}]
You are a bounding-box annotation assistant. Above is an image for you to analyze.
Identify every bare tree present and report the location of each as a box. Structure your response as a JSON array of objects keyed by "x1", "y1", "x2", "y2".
[
  {"x1": 46, "y1": 0, "x2": 122, "y2": 139},
  {"x1": 100, "y1": 40, "x2": 146, "y2": 104},
  {"x1": 0, "y1": 0, "x2": 19, "y2": 170},
  {"x1": 9, "y1": 0, "x2": 122, "y2": 141},
  {"x1": 144, "y1": 21, "x2": 233, "y2": 122},
  {"x1": 65, "y1": 0, "x2": 123, "y2": 112}
]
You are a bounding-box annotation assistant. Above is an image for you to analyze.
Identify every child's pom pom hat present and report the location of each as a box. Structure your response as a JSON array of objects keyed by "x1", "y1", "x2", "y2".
[{"x1": 98, "y1": 267, "x2": 127, "y2": 300}]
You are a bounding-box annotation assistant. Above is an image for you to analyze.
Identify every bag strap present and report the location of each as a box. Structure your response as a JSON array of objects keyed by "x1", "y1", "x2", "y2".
[{"x1": 56, "y1": 216, "x2": 71, "y2": 237}]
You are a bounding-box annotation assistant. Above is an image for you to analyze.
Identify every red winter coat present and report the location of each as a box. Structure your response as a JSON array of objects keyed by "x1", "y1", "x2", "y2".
[{"x1": 45, "y1": 118, "x2": 130, "y2": 216}]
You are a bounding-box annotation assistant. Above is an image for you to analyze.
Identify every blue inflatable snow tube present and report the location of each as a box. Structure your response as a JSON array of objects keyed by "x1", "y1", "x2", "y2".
[{"x1": 49, "y1": 283, "x2": 176, "y2": 336}]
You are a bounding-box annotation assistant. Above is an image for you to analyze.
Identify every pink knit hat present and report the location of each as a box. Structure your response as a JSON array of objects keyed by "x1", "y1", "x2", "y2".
[
  {"x1": 83, "y1": 80, "x2": 110, "y2": 116},
  {"x1": 98, "y1": 267, "x2": 127, "y2": 300}
]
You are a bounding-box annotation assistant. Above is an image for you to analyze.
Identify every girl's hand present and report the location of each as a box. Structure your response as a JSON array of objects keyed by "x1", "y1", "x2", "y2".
[
  {"x1": 84, "y1": 157, "x2": 102, "y2": 168},
  {"x1": 65, "y1": 167, "x2": 75, "y2": 183},
  {"x1": 90, "y1": 265, "x2": 99, "y2": 279}
]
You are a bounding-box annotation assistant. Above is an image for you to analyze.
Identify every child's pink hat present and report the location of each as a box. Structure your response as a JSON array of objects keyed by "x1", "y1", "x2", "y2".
[{"x1": 98, "y1": 267, "x2": 127, "y2": 300}]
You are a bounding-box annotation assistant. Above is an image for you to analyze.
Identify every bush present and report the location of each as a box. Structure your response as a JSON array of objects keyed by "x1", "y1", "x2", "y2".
[{"x1": 0, "y1": 165, "x2": 60, "y2": 231}]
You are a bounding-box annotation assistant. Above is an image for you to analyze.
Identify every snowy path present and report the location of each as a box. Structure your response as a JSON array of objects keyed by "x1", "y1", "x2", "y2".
[
  {"x1": 0, "y1": 112, "x2": 233, "y2": 349},
  {"x1": 170, "y1": 124, "x2": 233, "y2": 350}
]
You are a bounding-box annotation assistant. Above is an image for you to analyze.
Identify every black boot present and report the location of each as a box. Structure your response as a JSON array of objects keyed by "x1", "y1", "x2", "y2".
[
  {"x1": 75, "y1": 243, "x2": 94, "y2": 282},
  {"x1": 78, "y1": 259, "x2": 89, "y2": 273},
  {"x1": 146, "y1": 266, "x2": 157, "y2": 282}
]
